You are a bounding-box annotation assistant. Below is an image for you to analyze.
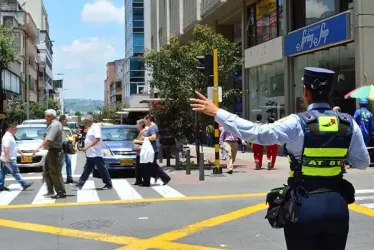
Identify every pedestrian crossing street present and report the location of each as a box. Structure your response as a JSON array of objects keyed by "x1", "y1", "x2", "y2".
[{"x1": 0, "y1": 178, "x2": 185, "y2": 206}]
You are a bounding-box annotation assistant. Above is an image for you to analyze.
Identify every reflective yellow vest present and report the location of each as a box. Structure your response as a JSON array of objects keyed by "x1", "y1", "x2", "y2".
[{"x1": 288, "y1": 110, "x2": 353, "y2": 178}]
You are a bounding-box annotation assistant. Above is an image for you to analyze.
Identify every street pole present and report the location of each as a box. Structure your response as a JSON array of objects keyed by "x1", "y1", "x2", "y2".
[{"x1": 212, "y1": 48, "x2": 222, "y2": 175}]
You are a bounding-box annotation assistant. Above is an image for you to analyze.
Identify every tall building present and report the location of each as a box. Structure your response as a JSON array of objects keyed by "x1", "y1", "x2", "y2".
[
  {"x1": 105, "y1": 62, "x2": 115, "y2": 106},
  {"x1": 0, "y1": 0, "x2": 25, "y2": 112},
  {"x1": 0, "y1": 0, "x2": 39, "y2": 113},
  {"x1": 123, "y1": 0, "x2": 151, "y2": 107},
  {"x1": 19, "y1": 0, "x2": 53, "y2": 104}
]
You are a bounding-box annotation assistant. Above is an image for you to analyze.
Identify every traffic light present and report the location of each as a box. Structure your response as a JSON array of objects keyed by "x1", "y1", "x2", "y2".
[{"x1": 196, "y1": 54, "x2": 213, "y2": 76}]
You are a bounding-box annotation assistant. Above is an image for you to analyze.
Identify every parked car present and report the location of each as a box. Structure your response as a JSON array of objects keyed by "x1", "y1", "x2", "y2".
[
  {"x1": 93, "y1": 125, "x2": 138, "y2": 177},
  {"x1": 14, "y1": 124, "x2": 47, "y2": 171},
  {"x1": 67, "y1": 122, "x2": 78, "y2": 134},
  {"x1": 22, "y1": 119, "x2": 47, "y2": 125}
]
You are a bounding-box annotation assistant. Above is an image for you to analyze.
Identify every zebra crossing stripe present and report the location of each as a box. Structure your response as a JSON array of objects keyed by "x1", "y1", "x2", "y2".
[
  {"x1": 112, "y1": 179, "x2": 142, "y2": 200},
  {"x1": 0, "y1": 184, "x2": 22, "y2": 205},
  {"x1": 32, "y1": 184, "x2": 55, "y2": 204},
  {"x1": 361, "y1": 204, "x2": 374, "y2": 209},
  {"x1": 152, "y1": 185, "x2": 185, "y2": 198},
  {"x1": 77, "y1": 180, "x2": 100, "y2": 202},
  {"x1": 356, "y1": 189, "x2": 374, "y2": 194}
]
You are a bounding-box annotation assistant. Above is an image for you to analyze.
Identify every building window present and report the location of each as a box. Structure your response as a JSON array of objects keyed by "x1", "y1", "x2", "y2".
[
  {"x1": 137, "y1": 85, "x2": 145, "y2": 94},
  {"x1": 133, "y1": 33, "x2": 144, "y2": 46},
  {"x1": 247, "y1": 60, "x2": 285, "y2": 121},
  {"x1": 292, "y1": 0, "x2": 351, "y2": 31},
  {"x1": 133, "y1": 7, "x2": 144, "y2": 21},
  {"x1": 130, "y1": 83, "x2": 137, "y2": 95},
  {"x1": 130, "y1": 57, "x2": 144, "y2": 70},
  {"x1": 246, "y1": 0, "x2": 283, "y2": 48}
]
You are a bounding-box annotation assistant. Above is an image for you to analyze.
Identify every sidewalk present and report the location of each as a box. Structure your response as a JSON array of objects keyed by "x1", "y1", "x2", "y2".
[{"x1": 186, "y1": 144, "x2": 289, "y2": 170}]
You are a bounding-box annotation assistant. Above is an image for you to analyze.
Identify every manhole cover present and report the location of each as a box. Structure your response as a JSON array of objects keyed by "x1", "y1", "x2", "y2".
[
  {"x1": 114, "y1": 202, "x2": 151, "y2": 208},
  {"x1": 70, "y1": 219, "x2": 114, "y2": 230}
]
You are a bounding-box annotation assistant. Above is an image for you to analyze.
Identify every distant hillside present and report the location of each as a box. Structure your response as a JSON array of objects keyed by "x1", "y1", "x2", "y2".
[{"x1": 64, "y1": 99, "x2": 104, "y2": 113}]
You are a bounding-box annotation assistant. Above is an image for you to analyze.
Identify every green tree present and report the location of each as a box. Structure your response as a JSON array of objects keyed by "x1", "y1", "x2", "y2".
[
  {"x1": 144, "y1": 24, "x2": 242, "y2": 140},
  {"x1": 75, "y1": 111, "x2": 82, "y2": 116},
  {"x1": 46, "y1": 98, "x2": 60, "y2": 111},
  {"x1": 0, "y1": 24, "x2": 16, "y2": 72},
  {"x1": 0, "y1": 24, "x2": 16, "y2": 114},
  {"x1": 98, "y1": 103, "x2": 128, "y2": 122}
]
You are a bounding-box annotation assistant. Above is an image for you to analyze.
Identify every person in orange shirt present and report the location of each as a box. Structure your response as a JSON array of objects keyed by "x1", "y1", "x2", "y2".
[
  {"x1": 266, "y1": 116, "x2": 278, "y2": 170},
  {"x1": 252, "y1": 114, "x2": 264, "y2": 170}
]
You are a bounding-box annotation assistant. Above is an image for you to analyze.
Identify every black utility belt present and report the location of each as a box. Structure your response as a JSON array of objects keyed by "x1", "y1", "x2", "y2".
[
  {"x1": 264, "y1": 179, "x2": 355, "y2": 229},
  {"x1": 48, "y1": 148, "x2": 63, "y2": 151}
]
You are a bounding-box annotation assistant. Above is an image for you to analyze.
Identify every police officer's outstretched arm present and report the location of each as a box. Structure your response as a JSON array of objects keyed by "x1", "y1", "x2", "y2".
[
  {"x1": 190, "y1": 91, "x2": 301, "y2": 146},
  {"x1": 347, "y1": 120, "x2": 370, "y2": 170}
]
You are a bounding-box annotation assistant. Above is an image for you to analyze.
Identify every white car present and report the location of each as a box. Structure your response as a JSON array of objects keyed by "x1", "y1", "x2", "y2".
[
  {"x1": 15, "y1": 124, "x2": 48, "y2": 170},
  {"x1": 22, "y1": 119, "x2": 47, "y2": 125}
]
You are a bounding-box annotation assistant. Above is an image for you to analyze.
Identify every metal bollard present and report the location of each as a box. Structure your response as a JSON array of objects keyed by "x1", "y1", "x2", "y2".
[
  {"x1": 166, "y1": 148, "x2": 171, "y2": 167},
  {"x1": 159, "y1": 147, "x2": 163, "y2": 164},
  {"x1": 186, "y1": 149, "x2": 191, "y2": 175},
  {"x1": 199, "y1": 152, "x2": 204, "y2": 181}
]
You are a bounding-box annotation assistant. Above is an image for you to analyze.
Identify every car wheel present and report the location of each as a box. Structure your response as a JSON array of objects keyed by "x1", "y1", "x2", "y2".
[{"x1": 93, "y1": 169, "x2": 101, "y2": 178}]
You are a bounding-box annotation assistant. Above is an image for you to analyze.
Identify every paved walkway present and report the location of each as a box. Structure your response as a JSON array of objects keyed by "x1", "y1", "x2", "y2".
[{"x1": 186, "y1": 144, "x2": 290, "y2": 170}]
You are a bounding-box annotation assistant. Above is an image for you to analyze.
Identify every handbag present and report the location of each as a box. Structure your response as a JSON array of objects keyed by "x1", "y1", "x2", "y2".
[
  {"x1": 63, "y1": 141, "x2": 76, "y2": 155},
  {"x1": 140, "y1": 137, "x2": 154, "y2": 163},
  {"x1": 133, "y1": 143, "x2": 142, "y2": 153}
]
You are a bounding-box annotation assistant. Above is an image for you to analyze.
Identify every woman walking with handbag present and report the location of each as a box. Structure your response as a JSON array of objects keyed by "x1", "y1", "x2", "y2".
[{"x1": 133, "y1": 119, "x2": 147, "y2": 185}]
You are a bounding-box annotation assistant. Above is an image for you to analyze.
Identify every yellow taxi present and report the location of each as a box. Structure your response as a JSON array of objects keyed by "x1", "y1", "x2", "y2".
[{"x1": 63, "y1": 127, "x2": 77, "y2": 147}]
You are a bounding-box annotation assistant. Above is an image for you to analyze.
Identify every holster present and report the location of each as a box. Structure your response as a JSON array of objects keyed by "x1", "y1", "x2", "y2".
[
  {"x1": 264, "y1": 185, "x2": 299, "y2": 229},
  {"x1": 340, "y1": 179, "x2": 355, "y2": 204}
]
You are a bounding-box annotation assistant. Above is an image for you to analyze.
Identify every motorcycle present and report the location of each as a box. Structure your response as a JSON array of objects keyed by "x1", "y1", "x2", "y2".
[{"x1": 77, "y1": 134, "x2": 85, "y2": 151}]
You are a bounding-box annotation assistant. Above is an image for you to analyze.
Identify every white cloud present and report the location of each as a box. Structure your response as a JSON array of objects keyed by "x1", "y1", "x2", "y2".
[
  {"x1": 306, "y1": 0, "x2": 331, "y2": 19},
  {"x1": 53, "y1": 37, "x2": 119, "y2": 99},
  {"x1": 81, "y1": 0, "x2": 124, "y2": 25}
]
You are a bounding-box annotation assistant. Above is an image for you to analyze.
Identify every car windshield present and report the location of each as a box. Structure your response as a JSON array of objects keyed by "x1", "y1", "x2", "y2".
[
  {"x1": 101, "y1": 128, "x2": 138, "y2": 141},
  {"x1": 23, "y1": 120, "x2": 46, "y2": 125},
  {"x1": 63, "y1": 128, "x2": 72, "y2": 137},
  {"x1": 67, "y1": 123, "x2": 76, "y2": 129},
  {"x1": 15, "y1": 127, "x2": 46, "y2": 140}
]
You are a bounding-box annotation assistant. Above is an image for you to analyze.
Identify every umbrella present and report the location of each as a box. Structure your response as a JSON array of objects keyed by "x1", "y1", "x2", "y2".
[{"x1": 344, "y1": 85, "x2": 374, "y2": 100}]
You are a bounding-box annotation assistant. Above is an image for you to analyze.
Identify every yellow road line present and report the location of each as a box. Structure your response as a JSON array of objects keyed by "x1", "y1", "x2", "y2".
[
  {"x1": 0, "y1": 218, "x2": 221, "y2": 250},
  {"x1": 117, "y1": 202, "x2": 268, "y2": 249},
  {"x1": 0, "y1": 192, "x2": 267, "y2": 210},
  {"x1": 0, "y1": 218, "x2": 137, "y2": 245},
  {"x1": 349, "y1": 204, "x2": 374, "y2": 217}
]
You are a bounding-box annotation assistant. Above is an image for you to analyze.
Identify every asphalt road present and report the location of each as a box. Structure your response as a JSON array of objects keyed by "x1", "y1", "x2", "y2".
[{"x1": 0, "y1": 151, "x2": 373, "y2": 249}]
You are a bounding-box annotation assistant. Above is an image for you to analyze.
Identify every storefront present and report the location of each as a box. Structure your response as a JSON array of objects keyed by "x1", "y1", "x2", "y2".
[
  {"x1": 247, "y1": 60, "x2": 285, "y2": 122},
  {"x1": 284, "y1": 11, "x2": 355, "y2": 114}
]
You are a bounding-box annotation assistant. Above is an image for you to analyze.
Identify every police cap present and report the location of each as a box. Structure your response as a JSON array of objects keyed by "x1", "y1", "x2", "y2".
[{"x1": 303, "y1": 67, "x2": 335, "y2": 92}]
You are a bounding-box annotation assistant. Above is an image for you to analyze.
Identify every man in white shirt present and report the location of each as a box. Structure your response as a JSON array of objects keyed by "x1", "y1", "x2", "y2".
[
  {"x1": 0, "y1": 122, "x2": 33, "y2": 191},
  {"x1": 73, "y1": 115, "x2": 112, "y2": 190}
]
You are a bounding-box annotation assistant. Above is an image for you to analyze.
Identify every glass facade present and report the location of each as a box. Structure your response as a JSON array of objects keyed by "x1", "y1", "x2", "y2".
[
  {"x1": 124, "y1": 0, "x2": 145, "y2": 98},
  {"x1": 292, "y1": 0, "x2": 353, "y2": 31},
  {"x1": 293, "y1": 42, "x2": 355, "y2": 114},
  {"x1": 246, "y1": 0, "x2": 284, "y2": 48},
  {"x1": 247, "y1": 60, "x2": 285, "y2": 122}
]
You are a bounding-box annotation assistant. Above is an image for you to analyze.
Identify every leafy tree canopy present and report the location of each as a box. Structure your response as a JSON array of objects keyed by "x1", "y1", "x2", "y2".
[
  {"x1": 144, "y1": 24, "x2": 242, "y2": 140},
  {"x1": 96, "y1": 102, "x2": 129, "y2": 122},
  {"x1": 0, "y1": 24, "x2": 16, "y2": 71}
]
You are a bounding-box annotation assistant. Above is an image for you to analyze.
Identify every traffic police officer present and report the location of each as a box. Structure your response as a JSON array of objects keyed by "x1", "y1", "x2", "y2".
[{"x1": 190, "y1": 67, "x2": 370, "y2": 249}]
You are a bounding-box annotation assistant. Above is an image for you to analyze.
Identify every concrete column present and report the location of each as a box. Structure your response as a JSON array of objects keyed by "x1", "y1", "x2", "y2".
[
  {"x1": 283, "y1": 0, "x2": 294, "y2": 116},
  {"x1": 166, "y1": 0, "x2": 171, "y2": 44},
  {"x1": 241, "y1": 0, "x2": 249, "y2": 119},
  {"x1": 354, "y1": 0, "x2": 374, "y2": 87}
]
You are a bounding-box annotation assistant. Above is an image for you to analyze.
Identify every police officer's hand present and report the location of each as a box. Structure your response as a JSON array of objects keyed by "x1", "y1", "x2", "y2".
[{"x1": 190, "y1": 91, "x2": 219, "y2": 117}]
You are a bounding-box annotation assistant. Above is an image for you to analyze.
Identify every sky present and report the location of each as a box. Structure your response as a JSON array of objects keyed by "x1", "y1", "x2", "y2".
[{"x1": 43, "y1": 0, "x2": 125, "y2": 101}]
